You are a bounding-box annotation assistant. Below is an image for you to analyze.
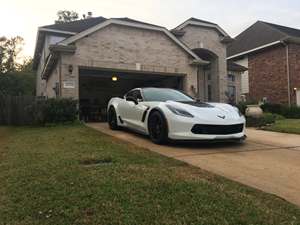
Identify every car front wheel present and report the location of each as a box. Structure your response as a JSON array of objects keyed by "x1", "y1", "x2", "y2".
[{"x1": 148, "y1": 111, "x2": 168, "y2": 144}]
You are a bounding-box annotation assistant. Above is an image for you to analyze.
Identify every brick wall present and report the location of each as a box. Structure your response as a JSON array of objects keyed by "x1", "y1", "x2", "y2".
[
  {"x1": 248, "y1": 45, "x2": 289, "y2": 104},
  {"x1": 248, "y1": 43, "x2": 300, "y2": 105},
  {"x1": 59, "y1": 24, "x2": 199, "y2": 99},
  {"x1": 178, "y1": 25, "x2": 228, "y2": 102},
  {"x1": 288, "y1": 43, "x2": 300, "y2": 104}
]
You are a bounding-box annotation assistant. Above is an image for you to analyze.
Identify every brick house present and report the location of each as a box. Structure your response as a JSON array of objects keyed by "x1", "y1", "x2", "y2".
[
  {"x1": 33, "y1": 17, "x2": 246, "y2": 120},
  {"x1": 228, "y1": 21, "x2": 300, "y2": 106}
]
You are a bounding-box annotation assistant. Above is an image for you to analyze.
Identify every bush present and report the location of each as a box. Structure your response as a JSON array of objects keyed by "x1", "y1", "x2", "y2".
[
  {"x1": 261, "y1": 103, "x2": 300, "y2": 119},
  {"x1": 28, "y1": 98, "x2": 78, "y2": 125},
  {"x1": 246, "y1": 113, "x2": 277, "y2": 127},
  {"x1": 236, "y1": 102, "x2": 247, "y2": 115}
]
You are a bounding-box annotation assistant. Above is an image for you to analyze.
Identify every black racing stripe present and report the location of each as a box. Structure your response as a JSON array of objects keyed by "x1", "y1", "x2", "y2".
[
  {"x1": 180, "y1": 101, "x2": 214, "y2": 108},
  {"x1": 141, "y1": 107, "x2": 150, "y2": 122}
]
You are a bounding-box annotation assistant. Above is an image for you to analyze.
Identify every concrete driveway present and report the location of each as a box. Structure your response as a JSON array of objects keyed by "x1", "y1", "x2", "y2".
[{"x1": 87, "y1": 123, "x2": 300, "y2": 207}]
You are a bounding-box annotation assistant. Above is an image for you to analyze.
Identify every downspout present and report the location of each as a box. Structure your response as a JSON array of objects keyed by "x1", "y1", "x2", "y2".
[{"x1": 282, "y1": 41, "x2": 291, "y2": 106}]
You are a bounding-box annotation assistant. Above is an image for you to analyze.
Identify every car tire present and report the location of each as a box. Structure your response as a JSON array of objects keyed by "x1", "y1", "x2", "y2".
[
  {"x1": 148, "y1": 111, "x2": 168, "y2": 144},
  {"x1": 108, "y1": 107, "x2": 120, "y2": 130}
]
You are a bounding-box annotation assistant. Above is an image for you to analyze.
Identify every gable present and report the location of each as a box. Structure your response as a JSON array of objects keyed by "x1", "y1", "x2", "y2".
[
  {"x1": 174, "y1": 18, "x2": 229, "y2": 37},
  {"x1": 59, "y1": 19, "x2": 203, "y2": 61},
  {"x1": 72, "y1": 24, "x2": 197, "y2": 69}
]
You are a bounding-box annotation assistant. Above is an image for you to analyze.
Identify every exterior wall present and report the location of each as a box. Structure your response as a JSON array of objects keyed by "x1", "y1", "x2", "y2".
[
  {"x1": 248, "y1": 45, "x2": 288, "y2": 104},
  {"x1": 58, "y1": 24, "x2": 199, "y2": 100},
  {"x1": 46, "y1": 63, "x2": 59, "y2": 98},
  {"x1": 36, "y1": 34, "x2": 66, "y2": 97},
  {"x1": 177, "y1": 25, "x2": 228, "y2": 102},
  {"x1": 234, "y1": 57, "x2": 249, "y2": 94},
  {"x1": 288, "y1": 43, "x2": 300, "y2": 104}
]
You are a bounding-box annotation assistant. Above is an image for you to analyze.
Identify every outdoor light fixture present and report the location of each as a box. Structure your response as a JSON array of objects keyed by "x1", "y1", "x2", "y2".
[
  {"x1": 112, "y1": 76, "x2": 118, "y2": 82},
  {"x1": 294, "y1": 87, "x2": 298, "y2": 91}
]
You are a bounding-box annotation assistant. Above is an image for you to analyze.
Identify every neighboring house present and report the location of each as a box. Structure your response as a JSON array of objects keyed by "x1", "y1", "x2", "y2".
[
  {"x1": 33, "y1": 17, "x2": 244, "y2": 120},
  {"x1": 228, "y1": 21, "x2": 300, "y2": 106}
]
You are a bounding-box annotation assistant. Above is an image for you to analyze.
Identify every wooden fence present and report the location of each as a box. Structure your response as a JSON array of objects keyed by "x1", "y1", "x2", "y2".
[{"x1": 0, "y1": 95, "x2": 36, "y2": 125}]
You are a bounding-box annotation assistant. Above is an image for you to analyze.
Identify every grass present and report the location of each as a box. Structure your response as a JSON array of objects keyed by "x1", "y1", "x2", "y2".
[
  {"x1": 263, "y1": 119, "x2": 300, "y2": 135},
  {"x1": 0, "y1": 124, "x2": 300, "y2": 225}
]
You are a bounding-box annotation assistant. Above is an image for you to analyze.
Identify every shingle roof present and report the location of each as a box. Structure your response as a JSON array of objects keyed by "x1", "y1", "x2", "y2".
[
  {"x1": 189, "y1": 17, "x2": 217, "y2": 26},
  {"x1": 264, "y1": 21, "x2": 300, "y2": 38},
  {"x1": 112, "y1": 17, "x2": 164, "y2": 28},
  {"x1": 42, "y1": 16, "x2": 163, "y2": 34},
  {"x1": 42, "y1": 16, "x2": 107, "y2": 33},
  {"x1": 227, "y1": 21, "x2": 300, "y2": 58},
  {"x1": 227, "y1": 61, "x2": 248, "y2": 72}
]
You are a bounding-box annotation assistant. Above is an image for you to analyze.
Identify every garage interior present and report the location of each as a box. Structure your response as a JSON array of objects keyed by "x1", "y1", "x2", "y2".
[{"x1": 79, "y1": 68, "x2": 185, "y2": 122}]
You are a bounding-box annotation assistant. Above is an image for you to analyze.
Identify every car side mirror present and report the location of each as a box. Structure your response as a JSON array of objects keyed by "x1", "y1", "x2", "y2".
[{"x1": 126, "y1": 96, "x2": 138, "y2": 105}]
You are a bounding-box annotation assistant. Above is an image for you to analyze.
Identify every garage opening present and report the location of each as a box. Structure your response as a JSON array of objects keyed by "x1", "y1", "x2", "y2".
[{"x1": 79, "y1": 67, "x2": 185, "y2": 122}]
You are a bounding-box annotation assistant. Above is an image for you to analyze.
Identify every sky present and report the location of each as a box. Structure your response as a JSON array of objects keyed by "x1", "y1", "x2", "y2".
[{"x1": 1, "y1": 0, "x2": 300, "y2": 58}]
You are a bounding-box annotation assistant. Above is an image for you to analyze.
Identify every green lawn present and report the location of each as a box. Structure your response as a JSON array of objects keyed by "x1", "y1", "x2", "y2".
[
  {"x1": 0, "y1": 125, "x2": 300, "y2": 225},
  {"x1": 264, "y1": 119, "x2": 300, "y2": 135}
]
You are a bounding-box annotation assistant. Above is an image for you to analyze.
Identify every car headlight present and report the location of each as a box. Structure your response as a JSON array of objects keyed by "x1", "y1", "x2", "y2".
[
  {"x1": 234, "y1": 107, "x2": 243, "y2": 117},
  {"x1": 166, "y1": 105, "x2": 194, "y2": 118}
]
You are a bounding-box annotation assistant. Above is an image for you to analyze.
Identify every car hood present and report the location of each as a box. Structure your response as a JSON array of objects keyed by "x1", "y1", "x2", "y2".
[{"x1": 165, "y1": 101, "x2": 242, "y2": 121}]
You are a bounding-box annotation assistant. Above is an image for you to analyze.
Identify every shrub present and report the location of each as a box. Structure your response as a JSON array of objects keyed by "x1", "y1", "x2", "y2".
[
  {"x1": 28, "y1": 98, "x2": 78, "y2": 125},
  {"x1": 261, "y1": 103, "x2": 300, "y2": 119},
  {"x1": 236, "y1": 102, "x2": 247, "y2": 115},
  {"x1": 246, "y1": 113, "x2": 277, "y2": 127}
]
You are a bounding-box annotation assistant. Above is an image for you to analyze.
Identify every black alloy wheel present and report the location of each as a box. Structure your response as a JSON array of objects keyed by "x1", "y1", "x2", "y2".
[{"x1": 148, "y1": 111, "x2": 168, "y2": 144}]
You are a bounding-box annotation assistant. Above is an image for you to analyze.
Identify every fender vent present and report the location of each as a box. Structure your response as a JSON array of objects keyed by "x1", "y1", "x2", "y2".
[{"x1": 191, "y1": 124, "x2": 244, "y2": 135}]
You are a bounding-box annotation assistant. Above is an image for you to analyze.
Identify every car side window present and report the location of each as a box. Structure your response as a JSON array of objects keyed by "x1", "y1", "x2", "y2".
[
  {"x1": 132, "y1": 90, "x2": 143, "y2": 101},
  {"x1": 126, "y1": 90, "x2": 134, "y2": 98}
]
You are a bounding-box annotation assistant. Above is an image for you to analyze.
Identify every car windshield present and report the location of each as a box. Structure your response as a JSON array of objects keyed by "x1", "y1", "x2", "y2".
[{"x1": 142, "y1": 88, "x2": 194, "y2": 102}]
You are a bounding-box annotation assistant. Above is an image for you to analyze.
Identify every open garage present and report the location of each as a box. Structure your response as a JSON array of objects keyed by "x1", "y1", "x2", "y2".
[{"x1": 78, "y1": 67, "x2": 185, "y2": 122}]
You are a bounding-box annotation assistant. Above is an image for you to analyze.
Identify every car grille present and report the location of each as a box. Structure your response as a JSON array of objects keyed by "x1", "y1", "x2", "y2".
[{"x1": 191, "y1": 124, "x2": 244, "y2": 135}]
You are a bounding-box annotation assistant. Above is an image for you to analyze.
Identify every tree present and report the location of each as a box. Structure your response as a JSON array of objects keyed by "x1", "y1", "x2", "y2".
[
  {"x1": 17, "y1": 57, "x2": 33, "y2": 72},
  {"x1": 55, "y1": 10, "x2": 79, "y2": 24},
  {"x1": 0, "y1": 36, "x2": 24, "y2": 74}
]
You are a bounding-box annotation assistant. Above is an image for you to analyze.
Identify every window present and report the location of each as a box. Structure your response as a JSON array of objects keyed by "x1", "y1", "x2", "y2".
[
  {"x1": 228, "y1": 74, "x2": 235, "y2": 82},
  {"x1": 126, "y1": 90, "x2": 143, "y2": 101},
  {"x1": 142, "y1": 88, "x2": 194, "y2": 102}
]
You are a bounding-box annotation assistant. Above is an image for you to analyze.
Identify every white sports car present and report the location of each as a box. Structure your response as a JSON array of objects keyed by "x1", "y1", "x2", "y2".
[{"x1": 107, "y1": 88, "x2": 246, "y2": 144}]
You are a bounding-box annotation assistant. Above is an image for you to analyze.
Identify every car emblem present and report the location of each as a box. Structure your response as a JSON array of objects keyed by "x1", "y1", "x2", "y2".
[{"x1": 217, "y1": 115, "x2": 226, "y2": 119}]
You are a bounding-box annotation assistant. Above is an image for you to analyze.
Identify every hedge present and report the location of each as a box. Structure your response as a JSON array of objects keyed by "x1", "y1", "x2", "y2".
[
  {"x1": 261, "y1": 103, "x2": 300, "y2": 119},
  {"x1": 28, "y1": 98, "x2": 78, "y2": 125}
]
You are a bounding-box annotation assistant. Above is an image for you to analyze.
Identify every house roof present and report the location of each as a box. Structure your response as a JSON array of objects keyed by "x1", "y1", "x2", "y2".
[
  {"x1": 227, "y1": 21, "x2": 300, "y2": 59},
  {"x1": 112, "y1": 17, "x2": 164, "y2": 28},
  {"x1": 188, "y1": 17, "x2": 217, "y2": 26},
  {"x1": 42, "y1": 16, "x2": 108, "y2": 33},
  {"x1": 227, "y1": 61, "x2": 248, "y2": 72}
]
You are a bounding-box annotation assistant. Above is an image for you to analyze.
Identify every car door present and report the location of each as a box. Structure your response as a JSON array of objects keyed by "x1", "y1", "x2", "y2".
[{"x1": 118, "y1": 90, "x2": 148, "y2": 132}]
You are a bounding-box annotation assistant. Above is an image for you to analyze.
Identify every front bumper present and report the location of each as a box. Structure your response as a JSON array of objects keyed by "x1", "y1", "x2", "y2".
[{"x1": 166, "y1": 114, "x2": 246, "y2": 141}]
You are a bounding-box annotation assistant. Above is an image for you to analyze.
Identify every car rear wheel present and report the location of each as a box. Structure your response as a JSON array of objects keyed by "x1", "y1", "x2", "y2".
[
  {"x1": 108, "y1": 107, "x2": 119, "y2": 130},
  {"x1": 148, "y1": 111, "x2": 168, "y2": 144}
]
